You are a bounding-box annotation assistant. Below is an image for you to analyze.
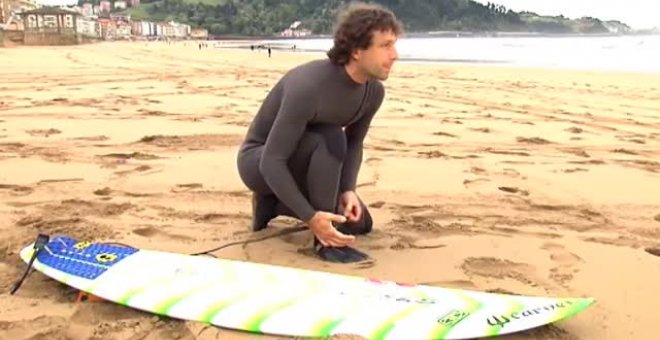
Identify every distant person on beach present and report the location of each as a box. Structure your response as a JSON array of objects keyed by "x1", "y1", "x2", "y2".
[
  {"x1": 236, "y1": 3, "x2": 401, "y2": 263},
  {"x1": 268, "y1": 47, "x2": 271, "y2": 58}
]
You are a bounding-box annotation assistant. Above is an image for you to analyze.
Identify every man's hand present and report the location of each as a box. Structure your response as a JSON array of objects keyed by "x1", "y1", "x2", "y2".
[
  {"x1": 308, "y1": 211, "x2": 355, "y2": 247},
  {"x1": 339, "y1": 191, "x2": 362, "y2": 222}
]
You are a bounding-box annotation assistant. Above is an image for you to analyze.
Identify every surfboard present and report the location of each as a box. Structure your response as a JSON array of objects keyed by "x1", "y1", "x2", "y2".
[{"x1": 18, "y1": 234, "x2": 594, "y2": 339}]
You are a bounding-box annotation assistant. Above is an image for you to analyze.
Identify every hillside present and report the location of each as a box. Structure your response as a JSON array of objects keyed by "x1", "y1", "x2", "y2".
[{"x1": 79, "y1": 0, "x2": 632, "y2": 36}]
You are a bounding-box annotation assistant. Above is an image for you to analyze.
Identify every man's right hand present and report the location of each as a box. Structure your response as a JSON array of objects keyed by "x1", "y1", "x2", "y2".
[{"x1": 308, "y1": 211, "x2": 355, "y2": 247}]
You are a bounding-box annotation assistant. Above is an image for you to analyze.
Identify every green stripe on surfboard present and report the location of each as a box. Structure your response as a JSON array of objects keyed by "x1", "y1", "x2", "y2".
[
  {"x1": 153, "y1": 265, "x2": 239, "y2": 316},
  {"x1": 199, "y1": 289, "x2": 256, "y2": 324},
  {"x1": 369, "y1": 287, "x2": 435, "y2": 340},
  {"x1": 153, "y1": 281, "x2": 224, "y2": 316},
  {"x1": 551, "y1": 298, "x2": 594, "y2": 323},
  {"x1": 116, "y1": 261, "x2": 239, "y2": 307},
  {"x1": 201, "y1": 270, "x2": 285, "y2": 325},
  {"x1": 369, "y1": 305, "x2": 425, "y2": 340},
  {"x1": 312, "y1": 318, "x2": 345, "y2": 337},
  {"x1": 429, "y1": 290, "x2": 483, "y2": 339},
  {"x1": 485, "y1": 294, "x2": 526, "y2": 337},
  {"x1": 241, "y1": 276, "x2": 321, "y2": 332}
]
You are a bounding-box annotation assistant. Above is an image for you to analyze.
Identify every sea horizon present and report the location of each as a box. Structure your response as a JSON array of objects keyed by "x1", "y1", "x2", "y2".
[{"x1": 217, "y1": 33, "x2": 660, "y2": 74}]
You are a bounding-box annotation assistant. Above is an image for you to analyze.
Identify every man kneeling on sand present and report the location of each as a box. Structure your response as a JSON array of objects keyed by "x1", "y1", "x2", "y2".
[{"x1": 236, "y1": 3, "x2": 401, "y2": 263}]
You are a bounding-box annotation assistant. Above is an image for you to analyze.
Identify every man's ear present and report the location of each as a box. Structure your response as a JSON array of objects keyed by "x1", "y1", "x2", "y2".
[{"x1": 350, "y1": 48, "x2": 362, "y2": 62}]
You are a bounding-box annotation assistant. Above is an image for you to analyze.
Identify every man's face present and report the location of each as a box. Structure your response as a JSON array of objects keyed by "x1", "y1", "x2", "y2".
[{"x1": 354, "y1": 29, "x2": 399, "y2": 81}]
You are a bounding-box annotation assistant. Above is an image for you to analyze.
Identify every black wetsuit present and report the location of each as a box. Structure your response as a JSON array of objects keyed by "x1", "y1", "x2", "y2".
[{"x1": 236, "y1": 58, "x2": 385, "y2": 262}]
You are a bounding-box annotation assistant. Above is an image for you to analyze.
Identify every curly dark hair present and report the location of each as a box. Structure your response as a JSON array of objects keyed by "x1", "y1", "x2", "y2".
[{"x1": 327, "y1": 2, "x2": 403, "y2": 65}]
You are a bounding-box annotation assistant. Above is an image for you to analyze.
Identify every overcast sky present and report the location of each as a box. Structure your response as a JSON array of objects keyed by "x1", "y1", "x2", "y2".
[
  {"x1": 35, "y1": 0, "x2": 659, "y2": 29},
  {"x1": 472, "y1": 0, "x2": 659, "y2": 29}
]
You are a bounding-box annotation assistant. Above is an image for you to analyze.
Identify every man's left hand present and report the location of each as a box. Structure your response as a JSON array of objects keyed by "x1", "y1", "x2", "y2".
[{"x1": 339, "y1": 191, "x2": 362, "y2": 222}]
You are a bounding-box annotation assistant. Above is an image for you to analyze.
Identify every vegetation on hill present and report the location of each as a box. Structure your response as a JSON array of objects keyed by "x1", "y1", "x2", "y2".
[{"x1": 77, "y1": 0, "x2": 632, "y2": 36}]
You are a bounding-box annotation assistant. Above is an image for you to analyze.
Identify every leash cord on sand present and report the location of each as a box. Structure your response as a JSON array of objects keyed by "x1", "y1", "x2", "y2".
[
  {"x1": 189, "y1": 226, "x2": 308, "y2": 257},
  {"x1": 103, "y1": 225, "x2": 309, "y2": 258}
]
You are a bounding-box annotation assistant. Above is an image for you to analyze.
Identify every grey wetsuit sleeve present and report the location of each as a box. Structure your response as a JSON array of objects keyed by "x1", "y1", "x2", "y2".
[
  {"x1": 340, "y1": 84, "x2": 385, "y2": 193},
  {"x1": 259, "y1": 83, "x2": 318, "y2": 222}
]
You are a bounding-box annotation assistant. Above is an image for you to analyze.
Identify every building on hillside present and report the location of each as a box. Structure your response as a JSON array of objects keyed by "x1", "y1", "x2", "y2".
[
  {"x1": 110, "y1": 13, "x2": 130, "y2": 22},
  {"x1": 21, "y1": 7, "x2": 81, "y2": 45},
  {"x1": 114, "y1": 1, "x2": 126, "y2": 10},
  {"x1": 280, "y1": 21, "x2": 311, "y2": 37},
  {"x1": 97, "y1": 15, "x2": 131, "y2": 40},
  {"x1": 97, "y1": 17, "x2": 114, "y2": 39},
  {"x1": 170, "y1": 21, "x2": 190, "y2": 38},
  {"x1": 132, "y1": 20, "x2": 156, "y2": 37},
  {"x1": 155, "y1": 21, "x2": 172, "y2": 38},
  {"x1": 115, "y1": 19, "x2": 131, "y2": 39},
  {"x1": 99, "y1": 0, "x2": 110, "y2": 14},
  {"x1": 1, "y1": 0, "x2": 39, "y2": 29},
  {"x1": 81, "y1": 3, "x2": 92, "y2": 17},
  {"x1": 190, "y1": 28, "x2": 208, "y2": 39},
  {"x1": 156, "y1": 21, "x2": 190, "y2": 39},
  {"x1": 76, "y1": 15, "x2": 99, "y2": 38}
]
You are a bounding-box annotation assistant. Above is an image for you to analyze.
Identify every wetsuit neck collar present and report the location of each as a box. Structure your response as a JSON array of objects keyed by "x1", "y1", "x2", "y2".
[{"x1": 333, "y1": 60, "x2": 367, "y2": 87}]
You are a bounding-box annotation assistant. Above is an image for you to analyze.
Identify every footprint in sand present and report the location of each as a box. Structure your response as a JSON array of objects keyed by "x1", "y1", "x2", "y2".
[
  {"x1": 541, "y1": 243, "x2": 583, "y2": 286},
  {"x1": 71, "y1": 303, "x2": 194, "y2": 340},
  {"x1": 0, "y1": 316, "x2": 70, "y2": 340},
  {"x1": 562, "y1": 168, "x2": 589, "y2": 173},
  {"x1": 498, "y1": 186, "x2": 529, "y2": 196},
  {"x1": 654, "y1": 214, "x2": 660, "y2": 223},
  {"x1": 0, "y1": 184, "x2": 34, "y2": 196},
  {"x1": 368, "y1": 201, "x2": 386, "y2": 209},
  {"x1": 565, "y1": 127, "x2": 584, "y2": 134},
  {"x1": 460, "y1": 257, "x2": 539, "y2": 287},
  {"x1": 463, "y1": 178, "x2": 490, "y2": 187},
  {"x1": 72, "y1": 135, "x2": 109, "y2": 142},
  {"x1": 98, "y1": 152, "x2": 160, "y2": 160},
  {"x1": 26, "y1": 128, "x2": 61, "y2": 137},
  {"x1": 132, "y1": 225, "x2": 194, "y2": 242},
  {"x1": 561, "y1": 148, "x2": 590, "y2": 158},
  {"x1": 422, "y1": 279, "x2": 478, "y2": 290},
  {"x1": 501, "y1": 168, "x2": 521, "y2": 178},
  {"x1": 469, "y1": 167, "x2": 488, "y2": 175},
  {"x1": 365, "y1": 156, "x2": 381, "y2": 165},
  {"x1": 516, "y1": 137, "x2": 552, "y2": 145},
  {"x1": 113, "y1": 165, "x2": 154, "y2": 176},
  {"x1": 611, "y1": 148, "x2": 639, "y2": 156},
  {"x1": 645, "y1": 248, "x2": 660, "y2": 258},
  {"x1": 418, "y1": 150, "x2": 447, "y2": 158},
  {"x1": 432, "y1": 131, "x2": 457, "y2": 138},
  {"x1": 171, "y1": 183, "x2": 203, "y2": 193}
]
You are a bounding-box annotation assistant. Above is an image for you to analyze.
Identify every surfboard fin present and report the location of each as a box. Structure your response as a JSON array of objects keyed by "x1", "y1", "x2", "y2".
[
  {"x1": 9, "y1": 233, "x2": 50, "y2": 295},
  {"x1": 75, "y1": 291, "x2": 105, "y2": 303}
]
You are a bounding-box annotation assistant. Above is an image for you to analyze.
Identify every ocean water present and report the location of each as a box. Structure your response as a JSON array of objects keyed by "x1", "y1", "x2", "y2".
[{"x1": 255, "y1": 34, "x2": 660, "y2": 74}]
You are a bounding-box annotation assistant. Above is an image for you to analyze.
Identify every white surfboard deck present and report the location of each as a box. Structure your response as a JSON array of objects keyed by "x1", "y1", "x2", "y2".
[{"x1": 19, "y1": 235, "x2": 594, "y2": 339}]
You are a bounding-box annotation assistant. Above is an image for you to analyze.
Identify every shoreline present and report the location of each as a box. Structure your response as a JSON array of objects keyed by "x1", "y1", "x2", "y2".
[
  {"x1": 208, "y1": 31, "x2": 660, "y2": 41},
  {"x1": 210, "y1": 44, "x2": 660, "y2": 76}
]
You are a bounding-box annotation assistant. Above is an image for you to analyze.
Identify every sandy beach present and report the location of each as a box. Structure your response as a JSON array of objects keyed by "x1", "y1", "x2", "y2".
[{"x1": 0, "y1": 41, "x2": 659, "y2": 340}]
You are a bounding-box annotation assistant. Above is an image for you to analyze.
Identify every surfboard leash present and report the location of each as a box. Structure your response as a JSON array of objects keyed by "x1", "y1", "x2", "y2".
[
  {"x1": 9, "y1": 233, "x2": 50, "y2": 295},
  {"x1": 190, "y1": 225, "x2": 308, "y2": 257},
  {"x1": 94, "y1": 226, "x2": 310, "y2": 257}
]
